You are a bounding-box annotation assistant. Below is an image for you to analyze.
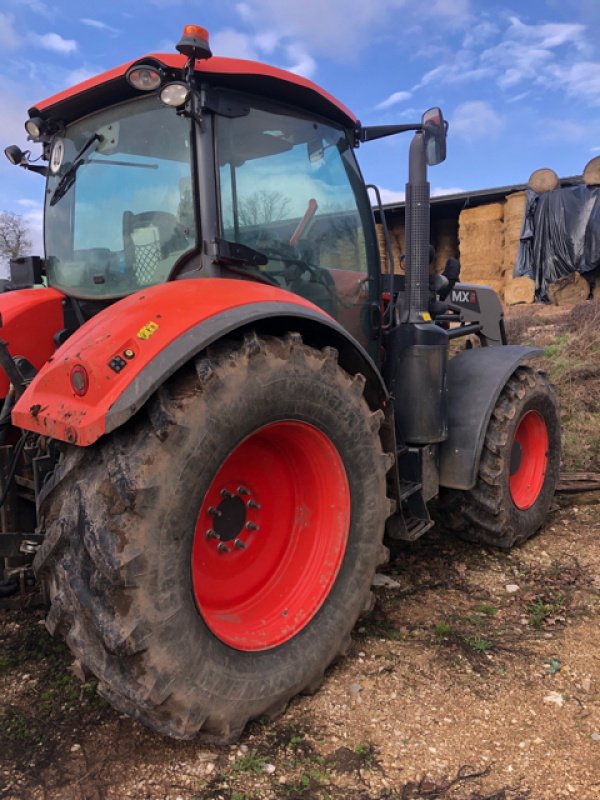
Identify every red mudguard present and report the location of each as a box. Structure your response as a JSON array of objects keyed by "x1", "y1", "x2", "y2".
[
  {"x1": 12, "y1": 279, "x2": 326, "y2": 446},
  {"x1": 0, "y1": 288, "x2": 65, "y2": 397}
]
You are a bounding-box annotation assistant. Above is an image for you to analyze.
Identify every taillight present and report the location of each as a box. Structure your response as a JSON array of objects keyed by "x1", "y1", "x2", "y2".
[{"x1": 70, "y1": 364, "x2": 89, "y2": 397}]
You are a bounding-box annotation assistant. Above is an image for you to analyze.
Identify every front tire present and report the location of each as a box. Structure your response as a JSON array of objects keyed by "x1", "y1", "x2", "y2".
[
  {"x1": 35, "y1": 333, "x2": 390, "y2": 741},
  {"x1": 438, "y1": 366, "x2": 560, "y2": 549}
]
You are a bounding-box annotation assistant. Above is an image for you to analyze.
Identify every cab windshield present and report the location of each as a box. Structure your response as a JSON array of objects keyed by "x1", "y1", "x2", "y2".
[{"x1": 44, "y1": 95, "x2": 195, "y2": 299}]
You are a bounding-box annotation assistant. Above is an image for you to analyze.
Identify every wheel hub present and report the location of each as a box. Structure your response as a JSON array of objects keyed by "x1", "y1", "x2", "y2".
[{"x1": 204, "y1": 485, "x2": 260, "y2": 553}]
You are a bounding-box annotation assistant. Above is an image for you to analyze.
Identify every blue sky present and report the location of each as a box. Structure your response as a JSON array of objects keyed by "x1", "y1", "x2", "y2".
[{"x1": 0, "y1": 0, "x2": 598, "y2": 251}]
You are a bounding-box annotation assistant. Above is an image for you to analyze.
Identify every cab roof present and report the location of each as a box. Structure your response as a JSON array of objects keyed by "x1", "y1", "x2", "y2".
[{"x1": 30, "y1": 53, "x2": 357, "y2": 129}]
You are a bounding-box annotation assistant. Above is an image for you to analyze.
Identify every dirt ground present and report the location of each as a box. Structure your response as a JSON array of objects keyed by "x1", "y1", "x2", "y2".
[{"x1": 1, "y1": 303, "x2": 599, "y2": 800}]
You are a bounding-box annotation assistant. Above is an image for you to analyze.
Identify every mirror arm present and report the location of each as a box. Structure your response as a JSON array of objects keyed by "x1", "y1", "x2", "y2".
[
  {"x1": 22, "y1": 164, "x2": 47, "y2": 176},
  {"x1": 357, "y1": 123, "x2": 421, "y2": 144}
]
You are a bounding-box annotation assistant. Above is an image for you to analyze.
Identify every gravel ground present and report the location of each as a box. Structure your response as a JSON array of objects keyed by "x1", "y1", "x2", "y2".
[
  {"x1": 1, "y1": 499, "x2": 599, "y2": 800},
  {"x1": 2, "y1": 302, "x2": 599, "y2": 800}
]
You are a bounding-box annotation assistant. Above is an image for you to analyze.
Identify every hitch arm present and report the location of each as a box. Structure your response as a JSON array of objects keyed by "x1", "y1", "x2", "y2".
[{"x1": 0, "y1": 340, "x2": 28, "y2": 398}]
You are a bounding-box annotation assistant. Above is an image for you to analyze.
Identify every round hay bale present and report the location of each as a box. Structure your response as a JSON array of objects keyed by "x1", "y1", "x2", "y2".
[
  {"x1": 547, "y1": 273, "x2": 590, "y2": 306},
  {"x1": 504, "y1": 276, "x2": 535, "y2": 306},
  {"x1": 583, "y1": 156, "x2": 600, "y2": 186},
  {"x1": 528, "y1": 168, "x2": 559, "y2": 193}
]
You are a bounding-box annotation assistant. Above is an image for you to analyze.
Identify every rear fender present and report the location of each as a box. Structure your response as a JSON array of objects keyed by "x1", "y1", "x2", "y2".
[
  {"x1": 13, "y1": 278, "x2": 388, "y2": 446},
  {"x1": 439, "y1": 345, "x2": 543, "y2": 490},
  {"x1": 0, "y1": 288, "x2": 65, "y2": 397}
]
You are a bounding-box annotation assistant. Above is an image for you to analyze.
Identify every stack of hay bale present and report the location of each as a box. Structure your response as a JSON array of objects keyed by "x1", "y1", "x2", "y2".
[
  {"x1": 502, "y1": 190, "x2": 531, "y2": 304},
  {"x1": 376, "y1": 223, "x2": 389, "y2": 273},
  {"x1": 388, "y1": 221, "x2": 405, "y2": 272},
  {"x1": 457, "y1": 202, "x2": 505, "y2": 300},
  {"x1": 432, "y1": 218, "x2": 458, "y2": 274}
]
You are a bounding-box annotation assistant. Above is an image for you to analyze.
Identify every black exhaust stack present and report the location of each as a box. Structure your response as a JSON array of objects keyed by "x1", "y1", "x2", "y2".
[
  {"x1": 384, "y1": 108, "x2": 450, "y2": 445},
  {"x1": 404, "y1": 131, "x2": 431, "y2": 323}
]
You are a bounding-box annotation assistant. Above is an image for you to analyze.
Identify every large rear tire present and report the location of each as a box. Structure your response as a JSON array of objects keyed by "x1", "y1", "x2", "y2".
[
  {"x1": 34, "y1": 333, "x2": 391, "y2": 741},
  {"x1": 438, "y1": 366, "x2": 560, "y2": 549}
]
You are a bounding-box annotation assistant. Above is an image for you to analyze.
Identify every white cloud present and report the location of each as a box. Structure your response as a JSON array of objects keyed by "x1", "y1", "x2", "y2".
[
  {"x1": 506, "y1": 16, "x2": 586, "y2": 51},
  {"x1": 30, "y1": 32, "x2": 77, "y2": 55},
  {"x1": 239, "y1": 0, "x2": 405, "y2": 60},
  {"x1": 65, "y1": 67, "x2": 97, "y2": 86},
  {"x1": 17, "y1": 0, "x2": 52, "y2": 16},
  {"x1": 210, "y1": 27, "x2": 316, "y2": 77},
  {"x1": 451, "y1": 100, "x2": 504, "y2": 142},
  {"x1": 430, "y1": 0, "x2": 470, "y2": 26},
  {"x1": 547, "y1": 60, "x2": 600, "y2": 106},
  {"x1": 0, "y1": 87, "x2": 36, "y2": 146},
  {"x1": 461, "y1": 20, "x2": 499, "y2": 49},
  {"x1": 591, "y1": 146, "x2": 600, "y2": 153},
  {"x1": 375, "y1": 91, "x2": 412, "y2": 111},
  {"x1": 375, "y1": 187, "x2": 406, "y2": 205},
  {"x1": 254, "y1": 31, "x2": 280, "y2": 55},
  {"x1": 539, "y1": 119, "x2": 587, "y2": 143},
  {"x1": 408, "y1": 12, "x2": 597, "y2": 112},
  {"x1": 413, "y1": 62, "x2": 492, "y2": 91},
  {"x1": 480, "y1": 15, "x2": 590, "y2": 92},
  {"x1": 210, "y1": 29, "x2": 259, "y2": 61},
  {"x1": 506, "y1": 91, "x2": 530, "y2": 104},
  {"x1": 80, "y1": 18, "x2": 119, "y2": 36},
  {"x1": 432, "y1": 186, "x2": 465, "y2": 196},
  {"x1": 235, "y1": 3, "x2": 254, "y2": 22},
  {"x1": 283, "y1": 44, "x2": 317, "y2": 78},
  {"x1": 0, "y1": 13, "x2": 21, "y2": 51}
]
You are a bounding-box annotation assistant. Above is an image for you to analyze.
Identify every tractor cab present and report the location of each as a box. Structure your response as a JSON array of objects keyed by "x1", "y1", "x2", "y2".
[{"x1": 14, "y1": 27, "x2": 380, "y2": 349}]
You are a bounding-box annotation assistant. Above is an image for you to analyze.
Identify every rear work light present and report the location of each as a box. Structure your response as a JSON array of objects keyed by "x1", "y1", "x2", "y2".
[
  {"x1": 126, "y1": 65, "x2": 163, "y2": 92},
  {"x1": 70, "y1": 364, "x2": 89, "y2": 397}
]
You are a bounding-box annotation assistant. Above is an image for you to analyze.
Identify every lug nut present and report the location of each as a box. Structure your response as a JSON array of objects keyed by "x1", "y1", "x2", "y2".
[
  {"x1": 247, "y1": 499, "x2": 261, "y2": 510},
  {"x1": 205, "y1": 529, "x2": 220, "y2": 540},
  {"x1": 220, "y1": 489, "x2": 234, "y2": 499},
  {"x1": 234, "y1": 538, "x2": 246, "y2": 549},
  {"x1": 207, "y1": 506, "x2": 222, "y2": 517},
  {"x1": 245, "y1": 521, "x2": 259, "y2": 531},
  {"x1": 217, "y1": 543, "x2": 231, "y2": 553},
  {"x1": 237, "y1": 486, "x2": 250, "y2": 496}
]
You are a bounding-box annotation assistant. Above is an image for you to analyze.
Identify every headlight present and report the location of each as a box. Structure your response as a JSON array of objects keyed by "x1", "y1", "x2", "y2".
[{"x1": 159, "y1": 82, "x2": 190, "y2": 107}]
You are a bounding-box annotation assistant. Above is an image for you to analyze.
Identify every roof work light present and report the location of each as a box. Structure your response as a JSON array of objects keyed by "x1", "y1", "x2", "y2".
[{"x1": 125, "y1": 65, "x2": 163, "y2": 91}]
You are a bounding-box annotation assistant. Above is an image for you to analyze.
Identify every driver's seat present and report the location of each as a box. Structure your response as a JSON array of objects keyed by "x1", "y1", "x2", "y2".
[{"x1": 122, "y1": 210, "x2": 178, "y2": 284}]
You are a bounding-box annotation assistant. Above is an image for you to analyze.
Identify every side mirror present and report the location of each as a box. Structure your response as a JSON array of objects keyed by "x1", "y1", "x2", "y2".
[
  {"x1": 422, "y1": 107, "x2": 447, "y2": 166},
  {"x1": 4, "y1": 145, "x2": 26, "y2": 165},
  {"x1": 4, "y1": 144, "x2": 47, "y2": 176}
]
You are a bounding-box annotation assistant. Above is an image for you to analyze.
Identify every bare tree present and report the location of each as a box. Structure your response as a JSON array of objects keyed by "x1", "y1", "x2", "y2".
[
  {"x1": 238, "y1": 190, "x2": 291, "y2": 227},
  {"x1": 0, "y1": 212, "x2": 32, "y2": 261}
]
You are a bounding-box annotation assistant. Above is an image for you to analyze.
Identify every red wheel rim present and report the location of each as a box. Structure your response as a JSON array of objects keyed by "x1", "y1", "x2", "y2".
[
  {"x1": 509, "y1": 410, "x2": 549, "y2": 510},
  {"x1": 191, "y1": 421, "x2": 350, "y2": 651}
]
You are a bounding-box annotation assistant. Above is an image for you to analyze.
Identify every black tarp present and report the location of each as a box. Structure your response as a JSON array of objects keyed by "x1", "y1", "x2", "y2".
[{"x1": 515, "y1": 184, "x2": 600, "y2": 300}]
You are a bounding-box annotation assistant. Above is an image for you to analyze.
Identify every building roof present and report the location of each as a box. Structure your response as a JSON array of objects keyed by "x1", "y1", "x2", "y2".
[{"x1": 380, "y1": 176, "x2": 583, "y2": 215}]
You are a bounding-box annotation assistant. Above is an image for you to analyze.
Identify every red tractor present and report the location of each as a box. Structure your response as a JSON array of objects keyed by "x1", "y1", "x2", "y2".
[{"x1": 2, "y1": 25, "x2": 559, "y2": 741}]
